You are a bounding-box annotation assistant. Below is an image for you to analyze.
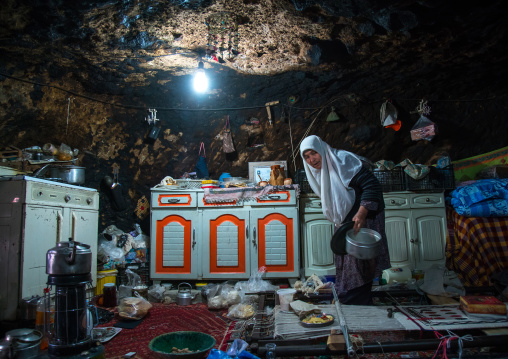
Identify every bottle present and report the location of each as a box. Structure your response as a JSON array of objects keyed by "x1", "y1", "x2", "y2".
[
  {"x1": 265, "y1": 343, "x2": 276, "y2": 359},
  {"x1": 35, "y1": 289, "x2": 53, "y2": 350}
]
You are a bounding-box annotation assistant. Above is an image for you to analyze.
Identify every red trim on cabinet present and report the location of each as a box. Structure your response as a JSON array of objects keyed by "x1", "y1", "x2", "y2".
[
  {"x1": 257, "y1": 213, "x2": 294, "y2": 272},
  {"x1": 155, "y1": 215, "x2": 192, "y2": 274},
  {"x1": 157, "y1": 194, "x2": 192, "y2": 206},
  {"x1": 209, "y1": 214, "x2": 246, "y2": 274},
  {"x1": 255, "y1": 190, "x2": 290, "y2": 203}
]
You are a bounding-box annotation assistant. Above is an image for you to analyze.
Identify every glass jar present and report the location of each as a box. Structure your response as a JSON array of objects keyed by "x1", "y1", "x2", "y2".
[{"x1": 103, "y1": 283, "x2": 117, "y2": 308}]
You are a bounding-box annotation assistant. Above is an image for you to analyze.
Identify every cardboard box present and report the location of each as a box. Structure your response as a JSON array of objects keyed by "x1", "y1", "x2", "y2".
[{"x1": 460, "y1": 295, "x2": 507, "y2": 315}]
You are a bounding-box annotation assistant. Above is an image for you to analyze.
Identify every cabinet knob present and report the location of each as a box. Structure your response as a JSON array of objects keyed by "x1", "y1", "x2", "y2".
[
  {"x1": 426, "y1": 198, "x2": 430, "y2": 202},
  {"x1": 64, "y1": 195, "x2": 71, "y2": 202},
  {"x1": 390, "y1": 200, "x2": 395, "y2": 204},
  {"x1": 86, "y1": 197, "x2": 92, "y2": 204},
  {"x1": 410, "y1": 239, "x2": 419, "y2": 243},
  {"x1": 318, "y1": 202, "x2": 321, "y2": 207}
]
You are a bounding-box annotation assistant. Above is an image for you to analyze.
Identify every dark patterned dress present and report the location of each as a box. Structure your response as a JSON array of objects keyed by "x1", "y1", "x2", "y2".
[{"x1": 334, "y1": 166, "x2": 391, "y2": 303}]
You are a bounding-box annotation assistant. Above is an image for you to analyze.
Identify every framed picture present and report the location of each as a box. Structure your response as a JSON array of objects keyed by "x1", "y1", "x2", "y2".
[{"x1": 248, "y1": 161, "x2": 287, "y2": 183}]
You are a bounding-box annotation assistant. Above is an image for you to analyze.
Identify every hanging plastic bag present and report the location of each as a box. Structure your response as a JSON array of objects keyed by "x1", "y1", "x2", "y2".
[
  {"x1": 223, "y1": 115, "x2": 235, "y2": 153},
  {"x1": 410, "y1": 115, "x2": 437, "y2": 141},
  {"x1": 380, "y1": 100, "x2": 401, "y2": 131},
  {"x1": 195, "y1": 142, "x2": 209, "y2": 179}
]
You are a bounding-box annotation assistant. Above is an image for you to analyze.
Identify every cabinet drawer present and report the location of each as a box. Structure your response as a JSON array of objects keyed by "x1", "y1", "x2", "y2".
[
  {"x1": 411, "y1": 193, "x2": 444, "y2": 208},
  {"x1": 197, "y1": 192, "x2": 243, "y2": 207},
  {"x1": 383, "y1": 194, "x2": 410, "y2": 209},
  {"x1": 300, "y1": 197, "x2": 323, "y2": 213},
  {"x1": 250, "y1": 190, "x2": 297, "y2": 206},
  {"x1": 151, "y1": 192, "x2": 197, "y2": 208}
]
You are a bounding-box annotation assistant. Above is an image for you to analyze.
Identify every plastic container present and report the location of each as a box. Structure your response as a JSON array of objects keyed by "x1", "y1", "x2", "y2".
[
  {"x1": 382, "y1": 266, "x2": 412, "y2": 284},
  {"x1": 277, "y1": 288, "x2": 296, "y2": 311},
  {"x1": 219, "y1": 172, "x2": 231, "y2": 188},
  {"x1": 35, "y1": 292, "x2": 54, "y2": 350},
  {"x1": 95, "y1": 269, "x2": 118, "y2": 295}
]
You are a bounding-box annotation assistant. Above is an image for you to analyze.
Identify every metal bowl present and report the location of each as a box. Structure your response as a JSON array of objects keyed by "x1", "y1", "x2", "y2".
[{"x1": 148, "y1": 331, "x2": 216, "y2": 359}]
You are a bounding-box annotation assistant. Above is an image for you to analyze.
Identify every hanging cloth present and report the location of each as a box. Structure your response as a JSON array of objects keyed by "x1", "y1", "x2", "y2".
[
  {"x1": 195, "y1": 142, "x2": 210, "y2": 179},
  {"x1": 223, "y1": 115, "x2": 235, "y2": 153}
]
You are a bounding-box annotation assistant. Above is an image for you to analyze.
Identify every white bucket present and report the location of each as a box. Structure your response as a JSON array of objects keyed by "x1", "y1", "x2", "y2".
[{"x1": 277, "y1": 288, "x2": 296, "y2": 311}]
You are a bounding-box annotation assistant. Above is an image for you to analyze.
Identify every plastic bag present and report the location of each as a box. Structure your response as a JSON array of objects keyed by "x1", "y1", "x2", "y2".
[
  {"x1": 223, "y1": 116, "x2": 235, "y2": 153},
  {"x1": 207, "y1": 339, "x2": 260, "y2": 359},
  {"x1": 206, "y1": 282, "x2": 235, "y2": 309},
  {"x1": 246, "y1": 267, "x2": 277, "y2": 292},
  {"x1": 227, "y1": 303, "x2": 256, "y2": 319},
  {"x1": 57, "y1": 143, "x2": 73, "y2": 161},
  {"x1": 118, "y1": 293, "x2": 152, "y2": 320},
  {"x1": 410, "y1": 115, "x2": 437, "y2": 141},
  {"x1": 147, "y1": 284, "x2": 166, "y2": 303},
  {"x1": 118, "y1": 269, "x2": 142, "y2": 301}
]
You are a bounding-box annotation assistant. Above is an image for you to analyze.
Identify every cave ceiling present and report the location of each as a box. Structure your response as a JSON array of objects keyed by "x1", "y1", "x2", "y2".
[{"x1": 1, "y1": 0, "x2": 507, "y2": 169}]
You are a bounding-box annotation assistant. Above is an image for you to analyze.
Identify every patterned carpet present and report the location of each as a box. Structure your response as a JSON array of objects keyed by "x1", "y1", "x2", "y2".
[{"x1": 97, "y1": 302, "x2": 231, "y2": 358}]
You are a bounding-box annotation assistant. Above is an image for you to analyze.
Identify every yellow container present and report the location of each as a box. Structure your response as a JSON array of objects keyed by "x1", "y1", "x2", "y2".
[{"x1": 95, "y1": 269, "x2": 118, "y2": 295}]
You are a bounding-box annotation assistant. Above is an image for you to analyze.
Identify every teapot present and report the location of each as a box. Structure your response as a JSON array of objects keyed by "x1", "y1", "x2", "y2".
[{"x1": 176, "y1": 283, "x2": 196, "y2": 306}]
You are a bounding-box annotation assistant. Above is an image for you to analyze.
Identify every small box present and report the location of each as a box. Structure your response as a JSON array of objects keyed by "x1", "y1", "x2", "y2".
[
  {"x1": 95, "y1": 269, "x2": 118, "y2": 295},
  {"x1": 460, "y1": 295, "x2": 507, "y2": 315}
]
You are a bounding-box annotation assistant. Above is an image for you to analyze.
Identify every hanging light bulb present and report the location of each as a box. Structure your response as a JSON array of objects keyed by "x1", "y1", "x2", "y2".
[{"x1": 193, "y1": 61, "x2": 208, "y2": 93}]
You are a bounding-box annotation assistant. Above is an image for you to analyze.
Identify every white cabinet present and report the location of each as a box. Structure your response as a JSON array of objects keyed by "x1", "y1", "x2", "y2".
[
  {"x1": 299, "y1": 197, "x2": 335, "y2": 276},
  {"x1": 384, "y1": 192, "x2": 447, "y2": 270},
  {"x1": 150, "y1": 187, "x2": 300, "y2": 281},
  {"x1": 0, "y1": 177, "x2": 99, "y2": 321}
]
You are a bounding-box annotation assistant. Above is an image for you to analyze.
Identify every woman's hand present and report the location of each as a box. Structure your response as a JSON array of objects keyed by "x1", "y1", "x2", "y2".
[{"x1": 352, "y1": 206, "x2": 368, "y2": 234}]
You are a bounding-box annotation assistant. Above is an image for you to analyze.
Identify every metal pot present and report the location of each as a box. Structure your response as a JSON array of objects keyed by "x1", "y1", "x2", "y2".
[
  {"x1": 46, "y1": 239, "x2": 92, "y2": 275},
  {"x1": 345, "y1": 228, "x2": 381, "y2": 260},
  {"x1": 3, "y1": 329, "x2": 42, "y2": 359},
  {"x1": 176, "y1": 283, "x2": 196, "y2": 306},
  {"x1": 34, "y1": 165, "x2": 85, "y2": 185}
]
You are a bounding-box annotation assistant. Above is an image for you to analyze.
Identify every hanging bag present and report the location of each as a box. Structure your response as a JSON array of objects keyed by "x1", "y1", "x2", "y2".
[
  {"x1": 195, "y1": 142, "x2": 209, "y2": 179},
  {"x1": 223, "y1": 116, "x2": 235, "y2": 153}
]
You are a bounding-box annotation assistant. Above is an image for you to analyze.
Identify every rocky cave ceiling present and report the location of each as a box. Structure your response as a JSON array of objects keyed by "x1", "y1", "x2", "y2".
[{"x1": 1, "y1": 0, "x2": 507, "y2": 170}]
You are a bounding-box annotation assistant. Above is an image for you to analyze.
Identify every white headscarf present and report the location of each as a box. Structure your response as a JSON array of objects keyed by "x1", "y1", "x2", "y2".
[{"x1": 300, "y1": 135, "x2": 363, "y2": 226}]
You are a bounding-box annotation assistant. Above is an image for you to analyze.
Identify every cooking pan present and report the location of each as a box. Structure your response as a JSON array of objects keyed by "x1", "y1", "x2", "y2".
[{"x1": 34, "y1": 164, "x2": 85, "y2": 185}]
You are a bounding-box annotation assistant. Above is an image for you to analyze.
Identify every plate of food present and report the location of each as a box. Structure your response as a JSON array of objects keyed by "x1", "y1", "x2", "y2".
[{"x1": 300, "y1": 312, "x2": 335, "y2": 327}]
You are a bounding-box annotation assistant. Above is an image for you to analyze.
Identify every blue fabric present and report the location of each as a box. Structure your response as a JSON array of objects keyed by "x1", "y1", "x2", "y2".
[{"x1": 449, "y1": 179, "x2": 508, "y2": 217}]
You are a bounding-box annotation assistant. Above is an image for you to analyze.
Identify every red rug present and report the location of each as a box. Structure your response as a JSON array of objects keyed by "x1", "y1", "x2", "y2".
[{"x1": 98, "y1": 303, "x2": 231, "y2": 359}]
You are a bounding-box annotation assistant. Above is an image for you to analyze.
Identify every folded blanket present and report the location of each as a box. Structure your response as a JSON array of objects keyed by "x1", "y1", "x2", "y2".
[{"x1": 450, "y1": 178, "x2": 508, "y2": 217}]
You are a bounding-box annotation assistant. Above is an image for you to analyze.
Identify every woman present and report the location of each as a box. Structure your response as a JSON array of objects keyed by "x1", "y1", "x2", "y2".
[{"x1": 300, "y1": 135, "x2": 390, "y2": 305}]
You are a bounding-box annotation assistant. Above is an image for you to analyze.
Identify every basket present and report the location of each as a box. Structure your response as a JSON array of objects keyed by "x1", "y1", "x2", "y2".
[
  {"x1": 405, "y1": 165, "x2": 455, "y2": 191},
  {"x1": 294, "y1": 169, "x2": 312, "y2": 193},
  {"x1": 373, "y1": 168, "x2": 405, "y2": 192},
  {"x1": 95, "y1": 269, "x2": 118, "y2": 295}
]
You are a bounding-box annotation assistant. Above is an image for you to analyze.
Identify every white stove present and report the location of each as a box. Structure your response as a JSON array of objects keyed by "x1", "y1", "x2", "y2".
[{"x1": 0, "y1": 176, "x2": 99, "y2": 321}]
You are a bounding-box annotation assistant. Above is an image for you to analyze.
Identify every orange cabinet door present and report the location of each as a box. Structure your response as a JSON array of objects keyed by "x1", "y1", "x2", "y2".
[
  {"x1": 250, "y1": 208, "x2": 299, "y2": 279},
  {"x1": 202, "y1": 210, "x2": 250, "y2": 279},
  {"x1": 151, "y1": 211, "x2": 200, "y2": 280}
]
